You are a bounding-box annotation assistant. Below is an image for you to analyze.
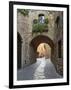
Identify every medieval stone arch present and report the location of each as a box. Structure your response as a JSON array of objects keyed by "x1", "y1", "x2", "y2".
[{"x1": 29, "y1": 35, "x2": 54, "y2": 64}]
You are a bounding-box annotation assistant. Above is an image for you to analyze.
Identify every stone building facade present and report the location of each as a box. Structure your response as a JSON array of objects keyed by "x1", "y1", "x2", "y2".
[{"x1": 17, "y1": 9, "x2": 63, "y2": 76}]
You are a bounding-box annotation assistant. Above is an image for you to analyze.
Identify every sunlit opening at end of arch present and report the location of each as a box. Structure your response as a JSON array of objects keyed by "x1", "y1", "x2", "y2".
[{"x1": 37, "y1": 43, "x2": 51, "y2": 59}]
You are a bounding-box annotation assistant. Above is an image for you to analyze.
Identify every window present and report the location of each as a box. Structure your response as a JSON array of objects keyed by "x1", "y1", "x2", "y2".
[
  {"x1": 39, "y1": 14, "x2": 45, "y2": 24},
  {"x1": 55, "y1": 16, "x2": 60, "y2": 28},
  {"x1": 58, "y1": 40, "x2": 61, "y2": 58}
]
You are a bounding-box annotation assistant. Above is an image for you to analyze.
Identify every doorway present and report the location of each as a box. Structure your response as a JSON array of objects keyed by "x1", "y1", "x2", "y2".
[{"x1": 17, "y1": 32, "x2": 22, "y2": 69}]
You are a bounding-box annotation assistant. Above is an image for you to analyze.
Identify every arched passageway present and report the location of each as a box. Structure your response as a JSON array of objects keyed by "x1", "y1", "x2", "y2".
[
  {"x1": 30, "y1": 35, "x2": 54, "y2": 63},
  {"x1": 30, "y1": 35, "x2": 54, "y2": 50},
  {"x1": 17, "y1": 32, "x2": 22, "y2": 69},
  {"x1": 17, "y1": 35, "x2": 62, "y2": 80}
]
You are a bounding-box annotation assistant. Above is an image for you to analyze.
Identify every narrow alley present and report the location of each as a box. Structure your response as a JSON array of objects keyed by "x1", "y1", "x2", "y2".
[{"x1": 17, "y1": 57, "x2": 62, "y2": 80}]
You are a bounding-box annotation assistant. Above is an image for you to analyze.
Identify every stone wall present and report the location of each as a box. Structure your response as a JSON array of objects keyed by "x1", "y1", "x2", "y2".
[
  {"x1": 17, "y1": 12, "x2": 32, "y2": 68},
  {"x1": 52, "y1": 11, "x2": 63, "y2": 76},
  {"x1": 17, "y1": 11, "x2": 40, "y2": 68}
]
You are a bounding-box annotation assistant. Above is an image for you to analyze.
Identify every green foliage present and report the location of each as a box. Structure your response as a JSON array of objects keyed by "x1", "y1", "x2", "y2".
[
  {"x1": 17, "y1": 9, "x2": 29, "y2": 16},
  {"x1": 33, "y1": 19, "x2": 38, "y2": 24},
  {"x1": 45, "y1": 18, "x2": 49, "y2": 24},
  {"x1": 33, "y1": 23, "x2": 48, "y2": 33},
  {"x1": 32, "y1": 18, "x2": 49, "y2": 33}
]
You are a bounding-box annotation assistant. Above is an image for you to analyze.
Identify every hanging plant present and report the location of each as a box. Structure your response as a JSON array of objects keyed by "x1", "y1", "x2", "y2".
[
  {"x1": 32, "y1": 18, "x2": 49, "y2": 33},
  {"x1": 33, "y1": 23, "x2": 48, "y2": 33}
]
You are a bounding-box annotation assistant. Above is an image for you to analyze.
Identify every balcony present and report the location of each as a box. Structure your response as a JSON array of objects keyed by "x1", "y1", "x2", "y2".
[{"x1": 32, "y1": 18, "x2": 49, "y2": 33}]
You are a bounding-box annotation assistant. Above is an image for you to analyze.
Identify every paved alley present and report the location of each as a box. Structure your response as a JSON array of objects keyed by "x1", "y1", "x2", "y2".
[{"x1": 17, "y1": 57, "x2": 62, "y2": 80}]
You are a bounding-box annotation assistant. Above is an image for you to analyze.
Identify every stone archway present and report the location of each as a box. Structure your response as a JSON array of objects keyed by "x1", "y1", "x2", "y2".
[
  {"x1": 29, "y1": 35, "x2": 54, "y2": 64},
  {"x1": 17, "y1": 32, "x2": 22, "y2": 69}
]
